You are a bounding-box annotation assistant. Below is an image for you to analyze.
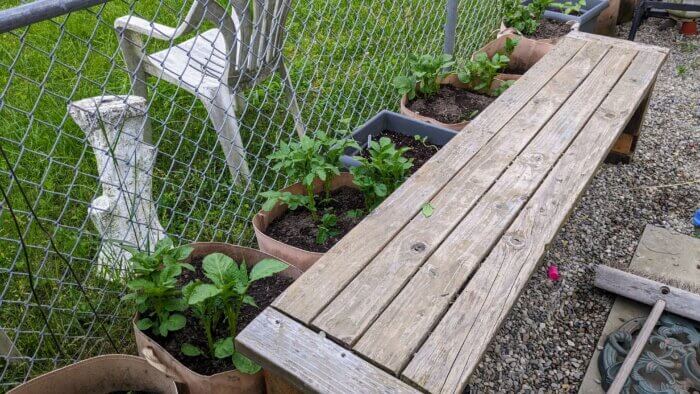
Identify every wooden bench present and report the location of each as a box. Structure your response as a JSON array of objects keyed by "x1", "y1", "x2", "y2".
[{"x1": 236, "y1": 31, "x2": 668, "y2": 393}]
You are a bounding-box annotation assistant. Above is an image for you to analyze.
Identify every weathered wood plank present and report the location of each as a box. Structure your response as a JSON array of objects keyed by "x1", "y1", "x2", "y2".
[
  {"x1": 235, "y1": 308, "x2": 419, "y2": 394},
  {"x1": 402, "y1": 50, "x2": 666, "y2": 394},
  {"x1": 272, "y1": 37, "x2": 588, "y2": 323},
  {"x1": 594, "y1": 265, "x2": 700, "y2": 322},
  {"x1": 567, "y1": 30, "x2": 671, "y2": 54},
  {"x1": 353, "y1": 46, "x2": 636, "y2": 374},
  {"x1": 312, "y1": 41, "x2": 612, "y2": 346}
]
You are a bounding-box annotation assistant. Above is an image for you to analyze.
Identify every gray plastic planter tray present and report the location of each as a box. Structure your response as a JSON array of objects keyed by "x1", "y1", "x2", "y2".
[
  {"x1": 340, "y1": 110, "x2": 457, "y2": 168},
  {"x1": 524, "y1": 0, "x2": 610, "y2": 33}
]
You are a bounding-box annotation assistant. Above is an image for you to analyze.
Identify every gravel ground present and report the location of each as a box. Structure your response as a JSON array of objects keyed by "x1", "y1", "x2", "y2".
[{"x1": 467, "y1": 21, "x2": 699, "y2": 392}]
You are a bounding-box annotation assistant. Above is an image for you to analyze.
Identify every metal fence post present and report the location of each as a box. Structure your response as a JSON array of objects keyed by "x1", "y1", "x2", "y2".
[{"x1": 444, "y1": 0, "x2": 459, "y2": 56}]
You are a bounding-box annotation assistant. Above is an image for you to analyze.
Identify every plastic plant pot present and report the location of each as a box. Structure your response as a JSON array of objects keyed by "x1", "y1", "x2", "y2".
[
  {"x1": 525, "y1": 0, "x2": 610, "y2": 33},
  {"x1": 339, "y1": 110, "x2": 457, "y2": 168}
]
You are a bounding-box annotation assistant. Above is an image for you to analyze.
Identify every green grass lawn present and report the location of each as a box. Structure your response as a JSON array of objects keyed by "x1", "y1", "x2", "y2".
[{"x1": 0, "y1": 0, "x2": 500, "y2": 387}]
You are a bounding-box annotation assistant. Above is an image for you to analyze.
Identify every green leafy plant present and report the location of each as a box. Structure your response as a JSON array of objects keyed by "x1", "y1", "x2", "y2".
[
  {"x1": 503, "y1": 37, "x2": 519, "y2": 57},
  {"x1": 346, "y1": 209, "x2": 364, "y2": 219},
  {"x1": 393, "y1": 54, "x2": 455, "y2": 100},
  {"x1": 122, "y1": 237, "x2": 194, "y2": 337},
  {"x1": 316, "y1": 213, "x2": 340, "y2": 244},
  {"x1": 261, "y1": 131, "x2": 359, "y2": 221},
  {"x1": 550, "y1": 0, "x2": 586, "y2": 15},
  {"x1": 502, "y1": 0, "x2": 552, "y2": 35},
  {"x1": 413, "y1": 135, "x2": 439, "y2": 152},
  {"x1": 351, "y1": 137, "x2": 413, "y2": 210},
  {"x1": 182, "y1": 253, "x2": 288, "y2": 374},
  {"x1": 457, "y1": 52, "x2": 511, "y2": 94}
]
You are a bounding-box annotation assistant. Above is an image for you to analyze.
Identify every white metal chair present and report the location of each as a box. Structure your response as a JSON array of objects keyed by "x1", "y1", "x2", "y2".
[{"x1": 114, "y1": 0, "x2": 305, "y2": 185}]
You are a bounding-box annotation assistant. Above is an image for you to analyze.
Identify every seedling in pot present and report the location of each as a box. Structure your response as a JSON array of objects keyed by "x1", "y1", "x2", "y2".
[
  {"x1": 122, "y1": 237, "x2": 194, "y2": 337},
  {"x1": 457, "y1": 51, "x2": 512, "y2": 95},
  {"x1": 502, "y1": 0, "x2": 552, "y2": 35},
  {"x1": 413, "y1": 135, "x2": 439, "y2": 152},
  {"x1": 261, "y1": 131, "x2": 359, "y2": 221},
  {"x1": 316, "y1": 213, "x2": 340, "y2": 244},
  {"x1": 181, "y1": 253, "x2": 288, "y2": 374},
  {"x1": 550, "y1": 0, "x2": 586, "y2": 15},
  {"x1": 392, "y1": 54, "x2": 455, "y2": 100},
  {"x1": 351, "y1": 137, "x2": 413, "y2": 210}
]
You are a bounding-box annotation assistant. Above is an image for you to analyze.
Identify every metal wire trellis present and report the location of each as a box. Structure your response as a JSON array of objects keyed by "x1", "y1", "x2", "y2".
[{"x1": 0, "y1": 0, "x2": 501, "y2": 389}]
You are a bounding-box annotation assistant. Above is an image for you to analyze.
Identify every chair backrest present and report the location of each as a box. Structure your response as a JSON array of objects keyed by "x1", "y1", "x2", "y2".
[{"x1": 186, "y1": 0, "x2": 291, "y2": 82}]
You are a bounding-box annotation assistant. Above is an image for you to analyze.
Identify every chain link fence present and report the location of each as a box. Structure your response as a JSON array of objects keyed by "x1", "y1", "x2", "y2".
[{"x1": 0, "y1": 0, "x2": 501, "y2": 389}]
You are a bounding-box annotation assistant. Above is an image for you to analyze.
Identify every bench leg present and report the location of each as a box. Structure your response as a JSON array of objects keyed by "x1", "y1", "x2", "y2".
[
  {"x1": 263, "y1": 370, "x2": 303, "y2": 394},
  {"x1": 606, "y1": 87, "x2": 652, "y2": 164}
]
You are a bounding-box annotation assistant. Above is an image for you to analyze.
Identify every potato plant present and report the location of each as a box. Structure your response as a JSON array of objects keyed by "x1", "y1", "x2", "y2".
[
  {"x1": 550, "y1": 0, "x2": 586, "y2": 14},
  {"x1": 502, "y1": 0, "x2": 552, "y2": 35},
  {"x1": 351, "y1": 137, "x2": 413, "y2": 210},
  {"x1": 261, "y1": 131, "x2": 359, "y2": 223},
  {"x1": 181, "y1": 253, "x2": 288, "y2": 374},
  {"x1": 122, "y1": 237, "x2": 194, "y2": 337},
  {"x1": 458, "y1": 39, "x2": 517, "y2": 95},
  {"x1": 392, "y1": 53, "x2": 455, "y2": 100}
]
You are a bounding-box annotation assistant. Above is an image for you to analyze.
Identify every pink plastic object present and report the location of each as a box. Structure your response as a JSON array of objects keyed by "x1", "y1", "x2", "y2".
[{"x1": 547, "y1": 265, "x2": 561, "y2": 281}]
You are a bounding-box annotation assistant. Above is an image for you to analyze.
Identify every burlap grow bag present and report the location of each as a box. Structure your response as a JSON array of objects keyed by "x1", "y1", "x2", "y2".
[
  {"x1": 476, "y1": 33, "x2": 553, "y2": 73},
  {"x1": 400, "y1": 73, "x2": 520, "y2": 132},
  {"x1": 8, "y1": 355, "x2": 178, "y2": 394},
  {"x1": 253, "y1": 172, "x2": 357, "y2": 272},
  {"x1": 134, "y1": 243, "x2": 302, "y2": 394}
]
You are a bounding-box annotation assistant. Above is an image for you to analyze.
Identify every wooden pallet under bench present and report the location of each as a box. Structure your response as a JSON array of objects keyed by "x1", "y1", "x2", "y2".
[{"x1": 237, "y1": 31, "x2": 669, "y2": 393}]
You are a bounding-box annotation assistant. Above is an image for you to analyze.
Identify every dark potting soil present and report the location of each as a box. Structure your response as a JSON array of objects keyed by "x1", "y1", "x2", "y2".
[
  {"x1": 361, "y1": 130, "x2": 440, "y2": 175},
  {"x1": 146, "y1": 257, "x2": 294, "y2": 376},
  {"x1": 526, "y1": 18, "x2": 572, "y2": 40},
  {"x1": 407, "y1": 85, "x2": 494, "y2": 124},
  {"x1": 264, "y1": 186, "x2": 366, "y2": 253}
]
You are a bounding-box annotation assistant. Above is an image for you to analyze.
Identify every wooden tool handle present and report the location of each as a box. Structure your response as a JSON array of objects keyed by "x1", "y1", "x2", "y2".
[{"x1": 607, "y1": 299, "x2": 666, "y2": 394}]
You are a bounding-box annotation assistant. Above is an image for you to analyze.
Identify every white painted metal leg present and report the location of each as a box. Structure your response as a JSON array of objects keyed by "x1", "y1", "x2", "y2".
[
  {"x1": 279, "y1": 63, "x2": 306, "y2": 137},
  {"x1": 201, "y1": 88, "x2": 251, "y2": 185},
  {"x1": 68, "y1": 95, "x2": 164, "y2": 280}
]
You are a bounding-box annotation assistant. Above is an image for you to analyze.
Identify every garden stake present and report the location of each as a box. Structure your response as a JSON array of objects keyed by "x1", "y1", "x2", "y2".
[{"x1": 594, "y1": 265, "x2": 700, "y2": 393}]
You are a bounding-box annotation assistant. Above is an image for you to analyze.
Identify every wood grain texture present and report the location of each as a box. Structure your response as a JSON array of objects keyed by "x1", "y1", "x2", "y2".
[
  {"x1": 235, "y1": 308, "x2": 419, "y2": 394},
  {"x1": 567, "y1": 31, "x2": 670, "y2": 54},
  {"x1": 402, "y1": 50, "x2": 666, "y2": 394},
  {"x1": 272, "y1": 37, "x2": 588, "y2": 324},
  {"x1": 594, "y1": 265, "x2": 700, "y2": 322},
  {"x1": 353, "y1": 46, "x2": 636, "y2": 374},
  {"x1": 313, "y1": 41, "x2": 612, "y2": 347}
]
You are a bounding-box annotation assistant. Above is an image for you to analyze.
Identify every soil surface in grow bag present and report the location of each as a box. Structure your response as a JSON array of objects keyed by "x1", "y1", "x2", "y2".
[
  {"x1": 265, "y1": 187, "x2": 366, "y2": 253},
  {"x1": 148, "y1": 262, "x2": 294, "y2": 375},
  {"x1": 362, "y1": 130, "x2": 441, "y2": 175},
  {"x1": 527, "y1": 19, "x2": 572, "y2": 40},
  {"x1": 408, "y1": 85, "x2": 494, "y2": 124}
]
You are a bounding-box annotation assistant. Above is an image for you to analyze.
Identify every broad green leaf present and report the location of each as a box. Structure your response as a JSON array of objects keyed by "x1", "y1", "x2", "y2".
[
  {"x1": 202, "y1": 253, "x2": 234, "y2": 286},
  {"x1": 154, "y1": 237, "x2": 173, "y2": 253},
  {"x1": 188, "y1": 283, "x2": 222, "y2": 305},
  {"x1": 172, "y1": 246, "x2": 194, "y2": 261},
  {"x1": 181, "y1": 343, "x2": 202, "y2": 357},
  {"x1": 164, "y1": 313, "x2": 186, "y2": 332},
  {"x1": 243, "y1": 295, "x2": 258, "y2": 308},
  {"x1": 126, "y1": 278, "x2": 154, "y2": 291},
  {"x1": 421, "y1": 203, "x2": 435, "y2": 218},
  {"x1": 233, "y1": 352, "x2": 261, "y2": 374},
  {"x1": 136, "y1": 318, "x2": 153, "y2": 330},
  {"x1": 250, "y1": 259, "x2": 288, "y2": 282},
  {"x1": 163, "y1": 298, "x2": 187, "y2": 312},
  {"x1": 214, "y1": 337, "x2": 234, "y2": 359}
]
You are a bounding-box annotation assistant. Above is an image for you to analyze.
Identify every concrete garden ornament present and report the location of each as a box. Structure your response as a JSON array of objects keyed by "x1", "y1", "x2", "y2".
[{"x1": 68, "y1": 95, "x2": 163, "y2": 279}]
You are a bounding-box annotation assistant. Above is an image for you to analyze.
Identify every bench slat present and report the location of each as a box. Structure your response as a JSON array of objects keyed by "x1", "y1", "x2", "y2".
[
  {"x1": 312, "y1": 41, "x2": 611, "y2": 346},
  {"x1": 401, "y1": 50, "x2": 667, "y2": 394},
  {"x1": 272, "y1": 37, "x2": 587, "y2": 324},
  {"x1": 235, "y1": 307, "x2": 419, "y2": 394},
  {"x1": 353, "y1": 45, "x2": 638, "y2": 374}
]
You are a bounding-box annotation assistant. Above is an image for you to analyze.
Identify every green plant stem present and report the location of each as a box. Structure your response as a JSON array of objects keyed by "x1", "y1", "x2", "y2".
[
  {"x1": 204, "y1": 316, "x2": 214, "y2": 357},
  {"x1": 306, "y1": 184, "x2": 318, "y2": 221}
]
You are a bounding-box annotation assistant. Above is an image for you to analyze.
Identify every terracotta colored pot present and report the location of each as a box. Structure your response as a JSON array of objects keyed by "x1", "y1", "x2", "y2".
[
  {"x1": 476, "y1": 33, "x2": 553, "y2": 74},
  {"x1": 253, "y1": 172, "x2": 357, "y2": 272},
  {"x1": 399, "y1": 73, "x2": 520, "y2": 132},
  {"x1": 134, "y1": 243, "x2": 302, "y2": 394},
  {"x1": 8, "y1": 354, "x2": 178, "y2": 394}
]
